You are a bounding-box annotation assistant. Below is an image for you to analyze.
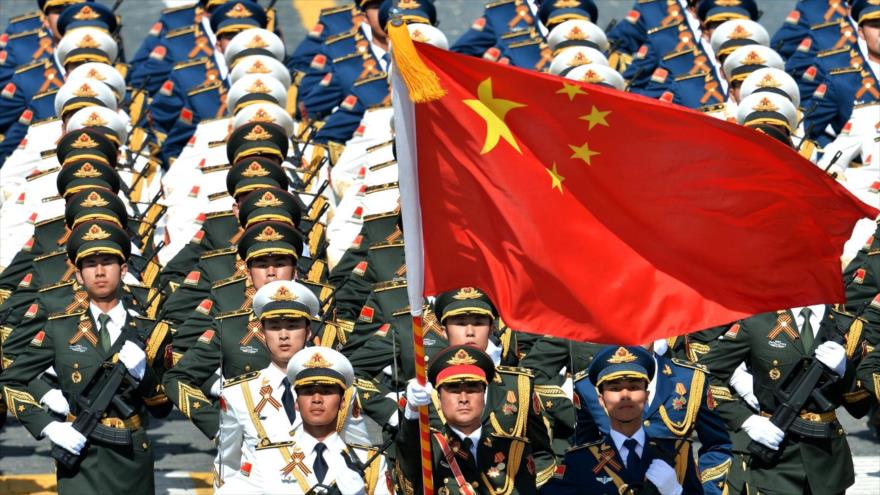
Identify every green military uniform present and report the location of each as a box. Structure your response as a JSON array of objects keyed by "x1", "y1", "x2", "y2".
[
  {"x1": 396, "y1": 345, "x2": 539, "y2": 495},
  {"x1": 0, "y1": 219, "x2": 170, "y2": 495},
  {"x1": 699, "y1": 308, "x2": 870, "y2": 494}
]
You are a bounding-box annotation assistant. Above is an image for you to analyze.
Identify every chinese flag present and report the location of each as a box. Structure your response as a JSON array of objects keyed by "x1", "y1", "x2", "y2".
[{"x1": 393, "y1": 41, "x2": 878, "y2": 345}]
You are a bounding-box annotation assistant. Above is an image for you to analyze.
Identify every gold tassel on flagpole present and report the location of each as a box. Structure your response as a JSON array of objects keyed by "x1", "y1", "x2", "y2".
[{"x1": 387, "y1": 19, "x2": 446, "y2": 103}]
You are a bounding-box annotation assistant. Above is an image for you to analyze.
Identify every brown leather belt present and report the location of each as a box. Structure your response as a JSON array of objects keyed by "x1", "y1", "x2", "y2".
[{"x1": 67, "y1": 413, "x2": 142, "y2": 431}]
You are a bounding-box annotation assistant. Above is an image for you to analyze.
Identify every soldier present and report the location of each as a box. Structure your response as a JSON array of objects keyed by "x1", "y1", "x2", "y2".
[
  {"x1": 699, "y1": 305, "x2": 867, "y2": 495},
  {"x1": 219, "y1": 344, "x2": 386, "y2": 494},
  {"x1": 0, "y1": 219, "x2": 169, "y2": 494},
  {"x1": 572, "y1": 340, "x2": 732, "y2": 494},
  {"x1": 541, "y1": 346, "x2": 683, "y2": 495},
  {"x1": 399, "y1": 345, "x2": 540, "y2": 494}
]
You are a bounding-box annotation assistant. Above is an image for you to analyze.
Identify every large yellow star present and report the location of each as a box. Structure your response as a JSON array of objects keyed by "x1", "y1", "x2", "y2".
[
  {"x1": 569, "y1": 141, "x2": 600, "y2": 165},
  {"x1": 557, "y1": 82, "x2": 587, "y2": 101},
  {"x1": 464, "y1": 78, "x2": 527, "y2": 155},
  {"x1": 545, "y1": 163, "x2": 565, "y2": 193},
  {"x1": 579, "y1": 106, "x2": 611, "y2": 130}
]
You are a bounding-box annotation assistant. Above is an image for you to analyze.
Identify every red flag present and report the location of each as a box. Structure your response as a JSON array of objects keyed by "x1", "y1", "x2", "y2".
[{"x1": 393, "y1": 42, "x2": 878, "y2": 345}]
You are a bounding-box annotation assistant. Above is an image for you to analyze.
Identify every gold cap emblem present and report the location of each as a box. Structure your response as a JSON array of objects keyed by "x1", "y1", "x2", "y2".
[
  {"x1": 565, "y1": 26, "x2": 587, "y2": 41},
  {"x1": 254, "y1": 225, "x2": 283, "y2": 242},
  {"x1": 742, "y1": 50, "x2": 766, "y2": 65},
  {"x1": 447, "y1": 348, "x2": 478, "y2": 366},
  {"x1": 80, "y1": 191, "x2": 109, "y2": 207},
  {"x1": 245, "y1": 34, "x2": 269, "y2": 49},
  {"x1": 83, "y1": 111, "x2": 108, "y2": 127},
  {"x1": 227, "y1": 3, "x2": 253, "y2": 18},
  {"x1": 77, "y1": 34, "x2": 100, "y2": 49},
  {"x1": 73, "y1": 83, "x2": 97, "y2": 98},
  {"x1": 753, "y1": 96, "x2": 779, "y2": 112},
  {"x1": 246, "y1": 60, "x2": 271, "y2": 74},
  {"x1": 607, "y1": 347, "x2": 638, "y2": 364},
  {"x1": 85, "y1": 68, "x2": 106, "y2": 81},
  {"x1": 73, "y1": 162, "x2": 102, "y2": 178},
  {"x1": 757, "y1": 73, "x2": 780, "y2": 88},
  {"x1": 304, "y1": 352, "x2": 331, "y2": 368},
  {"x1": 247, "y1": 79, "x2": 271, "y2": 93},
  {"x1": 452, "y1": 287, "x2": 483, "y2": 300},
  {"x1": 241, "y1": 161, "x2": 270, "y2": 177},
  {"x1": 82, "y1": 224, "x2": 111, "y2": 241},
  {"x1": 254, "y1": 191, "x2": 282, "y2": 207},
  {"x1": 71, "y1": 132, "x2": 99, "y2": 149},
  {"x1": 270, "y1": 285, "x2": 297, "y2": 301},
  {"x1": 729, "y1": 24, "x2": 752, "y2": 40},
  {"x1": 243, "y1": 124, "x2": 272, "y2": 141},
  {"x1": 73, "y1": 5, "x2": 100, "y2": 20},
  {"x1": 249, "y1": 108, "x2": 274, "y2": 123},
  {"x1": 580, "y1": 69, "x2": 604, "y2": 84}
]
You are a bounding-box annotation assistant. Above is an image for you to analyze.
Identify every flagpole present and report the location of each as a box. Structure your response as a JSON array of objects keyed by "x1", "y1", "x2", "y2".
[{"x1": 387, "y1": 16, "x2": 445, "y2": 495}]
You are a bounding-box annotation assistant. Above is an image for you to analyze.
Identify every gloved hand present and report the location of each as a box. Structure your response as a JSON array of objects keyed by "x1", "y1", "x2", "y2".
[
  {"x1": 652, "y1": 338, "x2": 669, "y2": 356},
  {"x1": 729, "y1": 362, "x2": 759, "y2": 411},
  {"x1": 40, "y1": 388, "x2": 70, "y2": 416},
  {"x1": 42, "y1": 421, "x2": 87, "y2": 455},
  {"x1": 209, "y1": 378, "x2": 222, "y2": 398},
  {"x1": 404, "y1": 379, "x2": 433, "y2": 419},
  {"x1": 335, "y1": 465, "x2": 367, "y2": 495},
  {"x1": 118, "y1": 341, "x2": 146, "y2": 381},
  {"x1": 742, "y1": 415, "x2": 784, "y2": 450},
  {"x1": 815, "y1": 341, "x2": 847, "y2": 376},
  {"x1": 645, "y1": 459, "x2": 683, "y2": 495}
]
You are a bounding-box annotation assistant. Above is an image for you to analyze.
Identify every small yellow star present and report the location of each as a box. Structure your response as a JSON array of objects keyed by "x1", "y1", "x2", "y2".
[
  {"x1": 464, "y1": 78, "x2": 527, "y2": 155},
  {"x1": 193, "y1": 402, "x2": 202, "y2": 409},
  {"x1": 545, "y1": 163, "x2": 565, "y2": 193},
  {"x1": 579, "y1": 106, "x2": 611, "y2": 130},
  {"x1": 557, "y1": 82, "x2": 587, "y2": 101},
  {"x1": 569, "y1": 141, "x2": 600, "y2": 165}
]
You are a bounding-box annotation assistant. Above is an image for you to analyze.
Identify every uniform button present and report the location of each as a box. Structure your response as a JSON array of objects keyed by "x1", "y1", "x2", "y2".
[
  {"x1": 142, "y1": 442, "x2": 149, "y2": 449},
  {"x1": 643, "y1": 420, "x2": 650, "y2": 427},
  {"x1": 837, "y1": 428, "x2": 844, "y2": 435},
  {"x1": 244, "y1": 365, "x2": 251, "y2": 371},
  {"x1": 443, "y1": 478, "x2": 449, "y2": 484},
  {"x1": 471, "y1": 482, "x2": 479, "y2": 488},
  {"x1": 772, "y1": 360, "x2": 778, "y2": 365}
]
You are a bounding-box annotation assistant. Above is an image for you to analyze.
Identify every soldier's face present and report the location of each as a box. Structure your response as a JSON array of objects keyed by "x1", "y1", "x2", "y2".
[
  {"x1": 263, "y1": 317, "x2": 309, "y2": 365},
  {"x1": 365, "y1": 5, "x2": 385, "y2": 38},
  {"x1": 44, "y1": 8, "x2": 63, "y2": 41},
  {"x1": 248, "y1": 254, "x2": 295, "y2": 289},
  {"x1": 216, "y1": 33, "x2": 234, "y2": 53},
  {"x1": 296, "y1": 385, "x2": 343, "y2": 427},
  {"x1": 443, "y1": 313, "x2": 493, "y2": 350},
  {"x1": 860, "y1": 20, "x2": 880, "y2": 57},
  {"x1": 598, "y1": 378, "x2": 649, "y2": 424},
  {"x1": 438, "y1": 381, "x2": 486, "y2": 432},
  {"x1": 76, "y1": 254, "x2": 126, "y2": 302}
]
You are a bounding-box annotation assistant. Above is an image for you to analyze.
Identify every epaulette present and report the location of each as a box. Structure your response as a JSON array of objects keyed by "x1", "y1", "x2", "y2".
[
  {"x1": 38, "y1": 279, "x2": 75, "y2": 292},
  {"x1": 662, "y1": 47, "x2": 697, "y2": 62},
  {"x1": 10, "y1": 11, "x2": 42, "y2": 23},
  {"x1": 501, "y1": 28, "x2": 532, "y2": 40},
  {"x1": 573, "y1": 369, "x2": 589, "y2": 382},
  {"x1": 369, "y1": 159, "x2": 396, "y2": 172},
  {"x1": 364, "y1": 210, "x2": 399, "y2": 222},
  {"x1": 332, "y1": 52, "x2": 362, "y2": 64},
  {"x1": 392, "y1": 306, "x2": 412, "y2": 316},
  {"x1": 162, "y1": 2, "x2": 197, "y2": 14},
  {"x1": 326, "y1": 30, "x2": 357, "y2": 45},
  {"x1": 208, "y1": 140, "x2": 226, "y2": 148},
  {"x1": 199, "y1": 246, "x2": 237, "y2": 259},
  {"x1": 674, "y1": 71, "x2": 708, "y2": 82},
  {"x1": 354, "y1": 377, "x2": 379, "y2": 392},
  {"x1": 201, "y1": 163, "x2": 230, "y2": 174},
  {"x1": 173, "y1": 56, "x2": 210, "y2": 70},
  {"x1": 166, "y1": 25, "x2": 198, "y2": 38},
  {"x1": 31, "y1": 88, "x2": 59, "y2": 100},
  {"x1": 374, "y1": 278, "x2": 407, "y2": 291},
  {"x1": 496, "y1": 365, "x2": 534, "y2": 377},
  {"x1": 8, "y1": 28, "x2": 43, "y2": 41},
  {"x1": 217, "y1": 308, "x2": 253, "y2": 319},
  {"x1": 208, "y1": 191, "x2": 230, "y2": 201},
  {"x1": 564, "y1": 438, "x2": 605, "y2": 453},
  {"x1": 647, "y1": 21, "x2": 681, "y2": 35},
  {"x1": 698, "y1": 102, "x2": 726, "y2": 113},
  {"x1": 34, "y1": 214, "x2": 63, "y2": 227},
  {"x1": 211, "y1": 274, "x2": 247, "y2": 289},
  {"x1": 204, "y1": 210, "x2": 234, "y2": 220},
  {"x1": 14, "y1": 58, "x2": 47, "y2": 74},
  {"x1": 829, "y1": 67, "x2": 860, "y2": 75},
  {"x1": 223, "y1": 370, "x2": 260, "y2": 387},
  {"x1": 32, "y1": 116, "x2": 59, "y2": 127},
  {"x1": 133, "y1": 315, "x2": 157, "y2": 324},
  {"x1": 508, "y1": 38, "x2": 541, "y2": 51},
  {"x1": 366, "y1": 140, "x2": 394, "y2": 154},
  {"x1": 670, "y1": 357, "x2": 707, "y2": 373},
  {"x1": 817, "y1": 46, "x2": 850, "y2": 58},
  {"x1": 49, "y1": 309, "x2": 86, "y2": 320},
  {"x1": 320, "y1": 4, "x2": 354, "y2": 16},
  {"x1": 365, "y1": 182, "x2": 398, "y2": 194},
  {"x1": 40, "y1": 149, "x2": 57, "y2": 159},
  {"x1": 810, "y1": 19, "x2": 843, "y2": 30},
  {"x1": 368, "y1": 239, "x2": 404, "y2": 250},
  {"x1": 26, "y1": 166, "x2": 60, "y2": 182},
  {"x1": 354, "y1": 73, "x2": 388, "y2": 87},
  {"x1": 187, "y1": 81, "x2": 223, "y2": 96},
  {"x1": 34, "y1": 248, "x2": 66, "y2": 262},
  {"x1": 486, "y1": 0, "x2": 515, "y2": 9}
]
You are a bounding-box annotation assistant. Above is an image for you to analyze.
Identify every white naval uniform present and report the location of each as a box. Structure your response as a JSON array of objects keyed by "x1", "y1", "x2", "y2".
[{"x1": 215, "y1": 364, "x2": 380, "y2": 492}]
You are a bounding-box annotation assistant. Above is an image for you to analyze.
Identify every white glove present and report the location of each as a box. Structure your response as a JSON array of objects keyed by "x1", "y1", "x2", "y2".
[
  {"x1": 729, "y1": 363, "x2": 759, "y2": 411},
  {"x1": 44, "y1": 366, "x2": 57, "y2": 377},
  {"x1": 404, "y1": 379, "x2": 433, "y2": 420},
  {"x1": 335, "y1": 466, "x2": 367, "y2": 495},
  {"x1": 645, "y1": 459, "x2": 682, "y2": 495},
  {"x1": 652, "y1": 338, "x2": 669, "y2": 356},
  {"x1": 814, "y1": 341, "x2": 847, "y2": 377},
  {"x1": 118, "y1": 341, "x2": 146, "y2": 381},
  {"x1": 42, "y1": 421, "x2": 87, "y2": 455},
  {"x1": 742, "y1": 415, "x2": 784, "y2": 450},
  {"x1": 40, "y1": 388, "x2": 70, "y2": 416}
]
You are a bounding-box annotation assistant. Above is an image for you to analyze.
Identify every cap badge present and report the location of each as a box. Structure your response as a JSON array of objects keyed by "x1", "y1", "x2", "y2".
[
  {"x1": 565, "y1": 26, "x2": 587, "y2": 41},
  {"x1": 82, "y1": 224, "x2": 111, "y2": 240},
  {"x1": 241, "y1": 161, "x2": 270, "y2": 177},
  {"x1": 245, "y1": 35, "x2": 269, "y2": 49},
  {"x1": 447, "y1": 348, "x2": 478, "y2": 366},
  {"x1": 73, "y1": 162, "x2": 102, "y2": 178},
  {"x1": 270, "y1": 285, "x2": 297, "y2": 301},
  {"x1": 729, "y1": 25, "x2": 752, "y2": 40},
  {"x1": 607, "y1": 347, "x2": 638, "y2": 364},
  {"x1": 246, "y1": 60, "x2": 271, "y2": 74},
  {"x1": 254, "y1": 191, "x2": 282, "y2": 207},
  {"x1": 580, "y1": 69, "x2": 604, "y2": 83},
  {"x1": 254, "y1": 225, "x2": 283, "y2": 242},
  {"x1": 452, "y1": 287, "x2": 483, "y2": 300},
  {"x1": 73, "y1": 6, "x2": 101, "y2": 20},
  {"x1": 83, "y1": 111, "x2": 108, "y2": 127},
  {"x1": 77, "y1": 34, "x2": 100, "y2": 49},
  {"x1": 71, "y1": 132, "x2": 99, "y2": 149},
  {"x1": 754, "y1": 96, "x2": 779, "y2": 112},
  {"x1": 85, "y1": 68, "x2": 106, "y2": 80},
  {"x1": 244, "y1": 124, "x2": 272, "y2": 141},
  {"x1": 80, "y1": 191, "x2": 109, "y2": 207},
  {"x1": 73, "y1": 83, "x2": 97, "y2": 98},
  {"x1": 227, "y1": 3, "x2": 253, "y2": 18},
  {"x1": 304, "y1": 352, "x2": 332, "y2": 368},
  {"x1": 247, "y1": 79, "x2": 271, "y2": 93},
  {"x1": 757, "y1": 74, "x2": 780, "y2": 88}
]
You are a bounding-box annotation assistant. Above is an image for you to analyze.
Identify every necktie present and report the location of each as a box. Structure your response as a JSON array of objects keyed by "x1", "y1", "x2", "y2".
[
  {"x1": 98, "y1": 313, "x2": 112, "y2": 353},
  {"x1": 800, "y1": 308, "x2": 814, "y2": 352},
  {"x1": 460, "y1": 437, "x2": 477, "y2": 469},
  {"x1": 623, "y1": 438, "x2": 641, "y2": 470},
  {"x1": 281, "y1": 377, "x2": 296, "y2": 424},
  {"x1": 313, "y1": 442, "x2": 328, "y2": 483}
]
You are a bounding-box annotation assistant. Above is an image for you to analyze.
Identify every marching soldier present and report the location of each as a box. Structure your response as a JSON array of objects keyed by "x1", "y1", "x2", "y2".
[
  {"x1": 0, "y1": 219, "x2": 169, "y2": 494},
  {"x1": 399, "y1": 345, "x2": 540, "y2": 494},
  {"x1": 541, "y1": 346, "x2": 683, "y2": 495}
]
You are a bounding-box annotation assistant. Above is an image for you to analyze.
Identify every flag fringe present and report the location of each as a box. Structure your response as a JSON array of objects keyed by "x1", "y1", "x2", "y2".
[{"x1": 388, "y1": 21, "x2": 446, "y2": 103}]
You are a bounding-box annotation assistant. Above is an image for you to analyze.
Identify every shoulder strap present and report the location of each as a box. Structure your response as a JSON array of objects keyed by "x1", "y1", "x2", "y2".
[{"x1": 433, "y1": 432, "x2": 477, "y2": 495}]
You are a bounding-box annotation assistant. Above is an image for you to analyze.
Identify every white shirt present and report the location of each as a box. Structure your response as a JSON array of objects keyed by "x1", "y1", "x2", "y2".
[
  {"x1": 609, "y1": 427, "x2": 646, "y2": 468},
  {"x1": 450, "y1": 425, "x2": 482, "y2": 460},
  {"x1": 647, "y1": 355, "x2": 659, "y2": 408},
  {"x1": 200, "y1": 16, "x2": 229, "y2": 80},
  {"x1": 526, "y1": 0, "x2": 549, "y2": 37},
  {"x1": 790, "y1": 304, "x2": 825, "y2": 338},
  {"x1": 90, "y1": 301, "x2": 127, "y2": 346}
]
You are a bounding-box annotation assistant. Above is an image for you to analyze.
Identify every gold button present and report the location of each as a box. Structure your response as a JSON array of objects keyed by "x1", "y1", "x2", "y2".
[
  {"x1": 471, "y1": 482, "x2": 479, "y2": 488},
  {"x1": 837, "y1": 428, "x2": 844, "y2": 435},
  {"x1": 73, "y1": 363, "x2": 79, "y2": 369},
  {"x1": 244, "y1": 365, "x2": 251, "y2": 371},
  {"x1": 443, "y1": 478, "x2": 449, "y2": 484},
  {"x1": 142, "y1": 442, "x2": 149, "y2": 449},
  {"x1": 102, "y1": 413, "x2": 108, "y2": 418},
  {"x1": 643, "y1": 420, "x2": 650, "y2": 427},
  {"x1": 772, "y1": 360, "x2": 778, "y2": 365}
]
